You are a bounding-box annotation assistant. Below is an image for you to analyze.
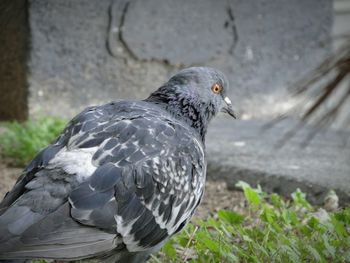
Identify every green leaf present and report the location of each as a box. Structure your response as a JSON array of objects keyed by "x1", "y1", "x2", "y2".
[
  {"x1": 305, "y1": 244, "x2": 323, "y2": 261},
  {"x1": 224, "y1": 252, "x2": 239, "y2": 262},
  {"x1": 236, "y1": 181, "x2": 261, "y2": 206},
  {"x1": 260, "y1": 205, "x2": 275, "y2": 223},
  {"x1": 334, "y1": 208, "x2": 350, "y2": 225},
  {"x1": 344, "y1": 249, "x2": 350, "y2": 261},
  {"x1": 245, "y1": 187, "x2": 261, "y2": 206},
  {"x1": 308, "y1": 217, "x2": 324, "y2": 232},
  {"x1": 242, "y1": 235, "x2": 253, "y2": 242},
  {"x1": 176, "y1": 236, "x2": 189, "y2": 247},
  {"x1": 255, "y1": 243, "x2": 270, "y2": 258},
  {"x1": 235, "y1": 180, "x2": 251, "y2": 190},
  {"x1": 281, "y1": 209, "x2": 299, "y2": 226},
  {"x1": 217, "y1": 210, "x2": 244, "y2": 225},
  {"x1": 162, "y1": 241, "x2": 177, "y2": 259},
  {"x1": 280, "y1": 245, "x2": 300, "y2": 263},
  {"x1": 322, "y1": 234, "x2": 336, "y2": 258},
  {"x1": 291, "y1": 188, "x2": 311, "y2": 209},
  {"x1": 270, "y1": 193, "x2": 283, "y2": 208},
  {"x1": 299, "y1": 225, "x2": 312, "y2": 237},
  {"x1": 197, "y1": 233, "x2": 220, "y2": 254},
  {"x1": 206, "y1": 218, "x2": 219, "y2": 228},
  {"x1": 330, "y1": 215, "x2": 347, "y2": 237}
]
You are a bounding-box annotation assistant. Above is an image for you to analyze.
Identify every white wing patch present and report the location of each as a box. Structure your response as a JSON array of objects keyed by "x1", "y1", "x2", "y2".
[
  {"x1": 115, "y1": 215, "x2": 144, "y2": 252},
  {"x1": 48, "y1": 147, "x2": 98, "y2": 182}
]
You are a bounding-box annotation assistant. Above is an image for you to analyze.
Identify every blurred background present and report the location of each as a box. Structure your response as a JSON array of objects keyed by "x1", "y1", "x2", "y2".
[{"x1": 0, "y1": 0, "x2": 349, "y2": 211}]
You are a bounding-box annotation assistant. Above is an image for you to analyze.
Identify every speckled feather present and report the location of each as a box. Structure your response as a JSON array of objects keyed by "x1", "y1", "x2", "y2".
[{"x1": 0, "y1": 67, "x2": 233, "y2": 262}]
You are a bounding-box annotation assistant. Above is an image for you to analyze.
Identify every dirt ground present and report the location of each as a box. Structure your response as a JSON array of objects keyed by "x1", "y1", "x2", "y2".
[{"x1": 0, "y1": 162, "x2": 246, "y2": 219}]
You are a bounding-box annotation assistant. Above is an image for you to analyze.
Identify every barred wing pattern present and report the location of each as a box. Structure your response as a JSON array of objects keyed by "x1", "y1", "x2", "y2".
[{"x1": 67, "y1": 101, "x2": 206, "y2": 251}]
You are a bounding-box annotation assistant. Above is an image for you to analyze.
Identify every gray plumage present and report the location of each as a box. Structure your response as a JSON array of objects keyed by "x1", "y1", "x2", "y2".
[{"x1": 0, "y1": 67, "x2": 235, "y2": 262}]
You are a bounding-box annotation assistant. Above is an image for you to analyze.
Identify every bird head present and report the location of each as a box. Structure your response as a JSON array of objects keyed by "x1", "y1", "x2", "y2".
[
  {"x1": 146, "y1": 67, "x2": 236, "y2": 138},
  {"x1": 148, "y1": 67, "x2": 236, "y2": 118},
  {"x1": 167, "y1": 67, "x2": 236, "y2": 119}
]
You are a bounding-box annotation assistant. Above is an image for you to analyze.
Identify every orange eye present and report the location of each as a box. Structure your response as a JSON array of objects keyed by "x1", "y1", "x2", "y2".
[{"x1": 211, "y1": 83, "x2": 221, "y2": 94}]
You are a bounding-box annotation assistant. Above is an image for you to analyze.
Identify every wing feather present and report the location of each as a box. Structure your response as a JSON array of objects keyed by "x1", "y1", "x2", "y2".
[{"x1": 0, "y1": 204, "x2": 118, "y2": 260}]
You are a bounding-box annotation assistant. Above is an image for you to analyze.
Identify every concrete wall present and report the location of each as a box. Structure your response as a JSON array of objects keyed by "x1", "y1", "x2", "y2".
[
  {"x1": 26, "y1": 0, "x2": 332, "y2": 119},
  {"x1": 333, "y1": 0, "x2": 350, "y2": 50}
]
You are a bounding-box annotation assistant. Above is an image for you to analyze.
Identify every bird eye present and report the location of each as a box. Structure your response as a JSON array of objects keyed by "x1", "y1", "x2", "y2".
[{"x1": 211, "y1": 83, "x2": 221, "y2": 94}]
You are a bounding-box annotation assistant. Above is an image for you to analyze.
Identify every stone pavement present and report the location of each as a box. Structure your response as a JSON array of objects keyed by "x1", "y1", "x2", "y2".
[{"x1": 206, "y1": 118, "x2": 350, "y2": 205}]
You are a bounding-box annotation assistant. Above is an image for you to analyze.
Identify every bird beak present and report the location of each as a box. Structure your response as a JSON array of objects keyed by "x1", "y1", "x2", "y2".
[{"x1": 221, "y1": 97, "x2": 237, "y2": 119}]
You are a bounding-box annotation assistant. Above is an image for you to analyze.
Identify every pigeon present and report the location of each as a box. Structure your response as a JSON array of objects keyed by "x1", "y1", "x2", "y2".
[{"x1": 0, "y1": 67, "x2": 236, "y2": 262}]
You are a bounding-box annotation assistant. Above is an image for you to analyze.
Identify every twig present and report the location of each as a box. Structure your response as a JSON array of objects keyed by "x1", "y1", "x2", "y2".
[{"x1": 182, "y1": 226, "x2": 199, "y2": 262}]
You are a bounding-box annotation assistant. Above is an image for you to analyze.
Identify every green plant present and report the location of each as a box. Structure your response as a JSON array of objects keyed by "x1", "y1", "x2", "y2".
[
  {"x1": 152, "y1": 182, "x2": 350, "y2": 262},
  {"x1": 0, "y1": 117, "x2": 66, "y2": 166}
]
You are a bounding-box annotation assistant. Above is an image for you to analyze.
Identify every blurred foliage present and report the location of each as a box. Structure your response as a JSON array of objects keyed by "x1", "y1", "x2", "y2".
[
  {"x1": 272, "y1": 39, "x2": 350, "y2": 145},
  {"x1": 291, "y1": 38, "x2": 350, "y2": 130},
  {"x1": 0, "y1": 117, "x2": 66, "y2": 166},
  {"x1": 151, "y1": 182, "x2": 350, "y2": 263}
]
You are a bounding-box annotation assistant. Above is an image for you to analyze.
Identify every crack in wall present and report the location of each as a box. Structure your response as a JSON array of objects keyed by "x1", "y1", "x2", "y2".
[
  {"x1": 226, "y1": 4, "x2": 239, "y2": 55},
  {"x1": 106, "y1": 0, "x2": 184, "y2": 68},
  {"x1": 106, "y1": 0, "x2": 179, "y2": 67},
  {"x1": 106, "y1": 0, "x2": 137, "y2": 61},
  {"x1": 107, "y1": 0, "x2": 239, "y2": 65}
]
